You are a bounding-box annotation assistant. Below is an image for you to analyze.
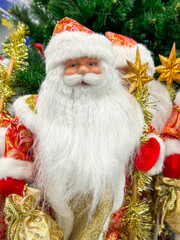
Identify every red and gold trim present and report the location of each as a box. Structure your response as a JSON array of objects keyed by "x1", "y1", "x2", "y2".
[
  {"x1": 53, "y1": 17, "x2": 93, "y2": 36},
  {"x1": 105, "y1": 32, "x2": 137, "y2": 47}
]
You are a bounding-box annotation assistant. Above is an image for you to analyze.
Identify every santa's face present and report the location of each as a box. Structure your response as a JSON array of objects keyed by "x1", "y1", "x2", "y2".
[
  {"x1": 63, "y1": 57, "x2": 104, "y2": 87},
  {"x1": 64, "y1": 57, "x2": 102, "y2": 76}
]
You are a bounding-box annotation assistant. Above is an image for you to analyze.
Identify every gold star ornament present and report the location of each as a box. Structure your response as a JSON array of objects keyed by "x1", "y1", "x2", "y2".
[
  {"x1": 155, "y1": 43, "x2": 180, "y2": 85},
  {"x1": 123, "y1": 47, "x2": 154, "y2": 94}
]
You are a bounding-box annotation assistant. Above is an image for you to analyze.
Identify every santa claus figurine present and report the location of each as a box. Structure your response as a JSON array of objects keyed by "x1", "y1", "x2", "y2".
[{"x1": 0, "y1": 18, "x2": 144, "y2": 240}]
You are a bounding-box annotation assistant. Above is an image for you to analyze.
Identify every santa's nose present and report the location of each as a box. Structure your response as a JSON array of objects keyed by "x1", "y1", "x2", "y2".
[{"x1": 78, "y1": 65, "x2": 89, "y2": 75}]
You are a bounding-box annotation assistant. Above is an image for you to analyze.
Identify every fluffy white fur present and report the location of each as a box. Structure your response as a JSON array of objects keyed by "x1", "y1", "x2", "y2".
[
  {"x1": 112, "y1": 44, "x2": 155, "y2": 76},
  {"x1": 146, "y1": 134, "x2": 165, "y2": 175},
  {"x1": 13, "y1": 95, "x2": 37, "y2": 133},
  {"x1": 0, "y1": 127, "x2": 7, "y2": 157},
  {"x1": 0, "y1": 157, "x2": 34, "y2": 182},
  {"x1": 175, "y1": 89, "x2": 180, "y2": 106},
  {"x1": 147, "y1": 80, "x2": 172, "y2": 133},
  {"x1": 165, "y1": 139, "x2": 180, "y2": 157},
  {"x1": 45, "y1": 32, "x2": 114, "y2": 73},
  {"x1": 34, "y1": 60, "x2": 144, "y2": 239}
]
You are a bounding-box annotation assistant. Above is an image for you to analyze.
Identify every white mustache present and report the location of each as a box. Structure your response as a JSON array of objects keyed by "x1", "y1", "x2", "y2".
[{"x1": 63, "y1": 73, "x2": 104, "y2": 86}]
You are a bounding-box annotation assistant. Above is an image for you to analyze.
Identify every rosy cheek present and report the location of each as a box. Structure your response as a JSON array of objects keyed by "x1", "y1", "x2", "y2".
[
  {"x1": 64, "y1": 68, "x2": 77, "y2": 75},
  {"x1": 90, "y1": 66, "x2": 102, "y2": 74}
]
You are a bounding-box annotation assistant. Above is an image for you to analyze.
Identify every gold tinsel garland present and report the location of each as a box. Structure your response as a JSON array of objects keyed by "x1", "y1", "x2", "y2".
[
  {"x1": 136, "y1": 170, "x2": 152, "y2": 193},
  {"x1": 0, "y1": 64, "x2": 15, "y2": 98},
  {"x1": 2, "y1": 22, "x2": 29, "y2": 70},
  {"x1": 134, "y1": 85, "x2": 152, "y2": 144},
  {"x1": 0, "y1": 22, "x2": 28, "y2": 112},
  {"x1": 165, "y1": 84, "x2": 176, "y2": 102},
  {"x1": 121, "y1": 196, "x2": 153, "y2": 240}
]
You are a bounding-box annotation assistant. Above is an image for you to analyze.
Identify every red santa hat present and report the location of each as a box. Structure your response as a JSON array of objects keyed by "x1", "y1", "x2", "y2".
[
  {"x1": 105, "y1": 31, "x2": 155, "y2": 76},
  {"x1": 45, "y1": 18, "x2": 114, "y2": 73}
]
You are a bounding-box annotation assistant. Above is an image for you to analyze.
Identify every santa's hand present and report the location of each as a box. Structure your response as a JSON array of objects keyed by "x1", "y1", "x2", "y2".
[
  {"x1": 0, "y1": 157, "x2": 34, "y2": 183},
  {"x1": 134, "y1": 137, "x2": 160, "y2": 172},
  {"x1": 163, "y1": 154, "x2": 180, "y2": 179}
]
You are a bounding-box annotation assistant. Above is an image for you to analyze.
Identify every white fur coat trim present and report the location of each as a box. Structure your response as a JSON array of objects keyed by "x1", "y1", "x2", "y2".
[
  {"x1": 147, "y1": 133, "x2": 165, "y2": 175},
  {"x1": 165, "y1": 139, "x2": 180, "y2": 157},
  {"x1": 175, "y1": 89, "x2": 180, "y2": 106},
  {"x1": 0, "y1": 157, "x2": 34, "y2": 182},
  {"x1": 45, "y1": 31, "x2": 115, "y2": 73},
  {"x1": 13, "y1": 95, "x2": 37, "y2": 134},
  {"x1": 112, "y1": 43, "x2": 155, "y2": 76}
]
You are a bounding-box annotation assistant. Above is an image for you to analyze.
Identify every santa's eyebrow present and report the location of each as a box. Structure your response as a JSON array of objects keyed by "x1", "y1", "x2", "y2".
[{"x1": 65, "y1": 61, "x2": 78, "y2": 67}]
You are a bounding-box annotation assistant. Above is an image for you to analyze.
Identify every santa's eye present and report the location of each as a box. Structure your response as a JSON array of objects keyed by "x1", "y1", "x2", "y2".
[
  {"x1": 71, "y1": 64, "x2": 77, "y2": 67},
  {"x1": 89, "y1": 63, "x2": 95, "y2": 66}
]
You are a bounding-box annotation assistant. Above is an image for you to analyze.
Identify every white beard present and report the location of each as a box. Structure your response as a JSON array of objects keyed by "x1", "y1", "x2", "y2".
[{"x1": 34, "y1": 62, "x2": 144, "y2": 228}]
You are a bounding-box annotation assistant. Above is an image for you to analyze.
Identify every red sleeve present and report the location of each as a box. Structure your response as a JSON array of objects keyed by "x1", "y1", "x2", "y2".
[{"x1": 0, "y1": 115, "x2": 33, "y2": 197}]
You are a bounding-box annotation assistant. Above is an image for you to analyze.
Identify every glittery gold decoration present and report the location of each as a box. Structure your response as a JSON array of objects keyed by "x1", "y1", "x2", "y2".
[
  {"x1": 119, "y1": 196, "x2": 153, "y2": 240},
  {"x1": 2, "y1": 22, "x2": 29, "y2": 70},
  {"x1": 155, "y1": 176, "x2": 180, "y2": 234},
  {"x1": 0, "y1": 64, "x2": 15, "y2": 99},
  {"x1": 4, "y1": 187, "x2": 64, "y2": 240},
  {"x1": 69, "y1": 189, "x2": 112, "y2": 240},
  {"x1": 136, "y1": 171, "x2": 152, "y2": 193},
  {"x1": 123, "y1": 47, "x2": 154, "y2": 94},
  {"x1": 155, "y1": 43, "x2": 180, "y2": 85},
  {"x1": 123, "y1": 47, "x2": 153, "y2": 143},
  {"x1": 25, "y1": 94, "x2": 38, "y2": 113},
  {"x1": 0, "y1": 22, "x2": 29, "y2": 113},
  {"x1": 165, "y1": 191, "x2": 180, "y2": 233},
  {"x1": 135, "y1": 86, "x2": 152, "y2": 144},
  {"x1": 119, "y1": 47, "x2": 154, "y2": 240},
  {"x1": 165, "y1": 84, "x2": 176, "y2": 102},
  {"x1": 118, "y1": 170, "x2": 154, "y2": 240}
]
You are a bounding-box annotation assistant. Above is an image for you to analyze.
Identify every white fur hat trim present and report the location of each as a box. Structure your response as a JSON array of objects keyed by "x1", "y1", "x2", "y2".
[{"x1": 45, "y1": 31, "x2": 115, "y2": 73}]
